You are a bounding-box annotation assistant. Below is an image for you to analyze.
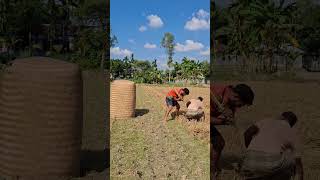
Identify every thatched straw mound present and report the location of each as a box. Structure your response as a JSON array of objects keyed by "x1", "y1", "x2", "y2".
[
  {"x1": 110, "y1": 80, "x2": 136, "y2": 119},
  {"x1": 0, "y1": 57, "x2": 82, "y2": 179}
]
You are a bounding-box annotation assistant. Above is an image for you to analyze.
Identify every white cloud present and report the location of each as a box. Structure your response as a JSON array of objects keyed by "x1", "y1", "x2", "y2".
[
  {"x1": 200, "y1": 47, "x2": 210, "y2": 56},
  {"x1": 185, "y1": 9, "x2": 210, "y2": 31},
  {"x1": 139, "y1": 25, "x2": 147, "y2": 32},
  {"x1": 185, "y1": 17, "x2": 210, "y2": 31},
  {"x1": 147, "y1": 15, "x2": 164, "y2": 28},
  {"x1": 197, "y1": 9, "x2": 210, "y2": 18},
  {"x1": 110, "y1": 47, "x2": 133, "y2": 57},
  {"x1": 128, "y1": 39, "x2": 136, "y2": 44},
  {"x1": 144, "y1": 43, "x2": 157, "y2": 49},
  {"x1": 175, "y1": 40, "x2": 204, "y2": 52},
  {"x1": 186, "y1": 57, "x2": 197, "y2": 60}
]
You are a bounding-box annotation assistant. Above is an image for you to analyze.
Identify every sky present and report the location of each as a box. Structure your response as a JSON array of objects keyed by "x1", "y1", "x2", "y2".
[{"x1": 110, "y1": 0, "x2": 210, "y2": 69}]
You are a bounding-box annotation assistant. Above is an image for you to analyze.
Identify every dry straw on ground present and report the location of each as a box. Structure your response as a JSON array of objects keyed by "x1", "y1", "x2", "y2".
[
  {"x1": 0, "y1": 57, "x2": 82, "y2": 179},
  {"x1": 110, "y1": 80, "x2": 136, "y2": 119}
]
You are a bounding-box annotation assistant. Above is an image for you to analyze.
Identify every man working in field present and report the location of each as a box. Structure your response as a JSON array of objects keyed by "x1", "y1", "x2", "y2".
[
  {"x1": 240, "y1": 111, "x2": 303, "y2": 180},
  {"x1": 185, "y1": 96, "x2": 205, "y2": 121},
  {"x1": 163, "y1": 87, "x2": 189, "y2": 123},
  {"x1": 211, "y1": 84, "x2": 254, "y2": 179}
]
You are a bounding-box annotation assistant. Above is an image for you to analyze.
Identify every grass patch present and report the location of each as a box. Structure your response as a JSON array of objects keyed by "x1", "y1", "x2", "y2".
[{"x1": 110, "y1": 119, "x2": 149, "y2": 179}]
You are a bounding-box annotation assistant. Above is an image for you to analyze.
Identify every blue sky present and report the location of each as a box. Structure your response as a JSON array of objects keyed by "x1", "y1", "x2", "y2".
[{"x1": 111, "y1": 0, "x2": 210, "y2": 69}]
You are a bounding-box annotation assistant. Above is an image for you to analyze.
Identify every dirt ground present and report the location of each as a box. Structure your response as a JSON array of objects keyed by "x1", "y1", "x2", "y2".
[
  {"x1": 142, "y1": 85, "x2": 210, "y2": 142},
  {"x1": 110, "y1": 85, "x2": 210, "y2": 179},
  {"x1": 215, "y1": 81, "x2": 320, "y2": 180}
]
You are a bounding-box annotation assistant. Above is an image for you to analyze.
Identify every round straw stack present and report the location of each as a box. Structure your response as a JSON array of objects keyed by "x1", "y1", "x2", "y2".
[
  {"x1": 0, "y1": 57, "x2": 82, "y2": 179},
  {"x1": 110, "y1": 80, "x2": 136, "y2": 119}
]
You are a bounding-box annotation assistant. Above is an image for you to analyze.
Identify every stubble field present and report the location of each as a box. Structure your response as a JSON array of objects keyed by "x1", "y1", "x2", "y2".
[{"x1": 110, "y1": 85, "x2": 210, "y2": 179}]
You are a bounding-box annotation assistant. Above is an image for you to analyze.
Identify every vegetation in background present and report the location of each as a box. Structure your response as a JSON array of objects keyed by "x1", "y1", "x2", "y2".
[
  {"x1": 0, "y1": 0, "x2": 108, "y2": 70},
  {"x1": 212, "y1": 0, "x2": 320, "y2": 75},
  {"x1": 110, "y1": 31, "x2": 209, "y2": 84},
  {"x1": 110, "y1": 55, "x2": 210, "y2": 84}
]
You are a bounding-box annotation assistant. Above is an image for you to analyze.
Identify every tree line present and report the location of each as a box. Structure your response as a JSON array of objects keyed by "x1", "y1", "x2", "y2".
[
  {"x1": 212, "y1": 0, "x2": 320, "y2": 73},
  {"x1": 0, "y1": 0, "x2": 109, "y2": 70},
  {"x1": 110, "y1": 31, "x2": 209, "y2": 84},
  {"x1": 111, "y1": 54, "x2": 210, "y2": 84}
]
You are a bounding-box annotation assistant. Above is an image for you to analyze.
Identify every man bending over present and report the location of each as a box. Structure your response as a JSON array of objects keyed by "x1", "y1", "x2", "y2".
[
  {"x1": 240, "y1": 111, "x2": 303, "y2": 180},
  {"x1": 185, "y1": 96, "x2": 205, "y2": 121}
]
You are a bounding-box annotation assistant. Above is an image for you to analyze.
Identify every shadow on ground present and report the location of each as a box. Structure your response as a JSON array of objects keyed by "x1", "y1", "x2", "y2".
[
  {"x1": 171, "y1": 110, "x2": 186, "y2": 116},
  {"x1": 135, "y1": 109, "x2": 150, "y2": 117},
  {"x1": 168, "y1": 110, "x2": 187, "y2": 121},
  {"x1": 80, "y1": 149, "x2": 109, "y2": 177}
]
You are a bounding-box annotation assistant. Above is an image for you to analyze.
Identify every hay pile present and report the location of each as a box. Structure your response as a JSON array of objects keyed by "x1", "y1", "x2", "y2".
[
  {"x1": 110, "y1": 80, "x2": 136, "y2": 119},
  {"x1": 0, "y1": 57, "x2": 82, "y2": 179}
]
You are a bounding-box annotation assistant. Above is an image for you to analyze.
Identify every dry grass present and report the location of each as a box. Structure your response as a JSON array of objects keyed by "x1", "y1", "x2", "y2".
[
  {"x1": 110, "y1": 85, "x2": 210, "y2": 179},
  {"x1": 142, "y1": 85, "x2": 210, "y2": 143}
]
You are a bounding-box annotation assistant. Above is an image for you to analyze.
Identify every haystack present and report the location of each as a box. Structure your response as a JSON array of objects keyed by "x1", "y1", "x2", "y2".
[
  {"x1": 0, "y1": 57, "x2": 82, "y2": 179},
  {"x1": 110, "y1": 80, "x2": 136, "y2": 119}
]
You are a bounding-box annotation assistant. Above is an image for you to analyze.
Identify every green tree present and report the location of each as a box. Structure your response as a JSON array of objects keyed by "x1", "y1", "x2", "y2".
[
  {"x1": 172, "y1": 62, "x2": 182, "y2": 81},
  {"x1": 216, "y1": 0, "x2": 299, "y2": 73},
  {"x1": 74, "y1": 0, "x2": 107, "y2": 70},
  {"x1": 110, "y1": 59, "x2": 125, "y2": 80},
  {"x1": 179, "y1": 57, "x2": 200, "y2": 84},
  {"x1": 297, "y1": 0, "x2": 320, "y2": 54},
  {"x1": 200, "y1": 60, "x2": 210, "y2": 83},
  {"x1": 161, "y1": 32, "x2": 175, "y2": 82},
  {"x1": 149, "y1": 59, "x2": 162, "y2": 84}
]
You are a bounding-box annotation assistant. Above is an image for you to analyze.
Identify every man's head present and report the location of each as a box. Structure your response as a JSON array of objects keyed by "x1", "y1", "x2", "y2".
[
  {"x1": 181, "y1": 88, "x2": 190, "y2": 96},
  {"x1": 198, "y1": 96, "x2": 203, "y2": 101},
  {"x1": 281, "y1": 111, "x2": 298, "y2": 127},
  {"x1": 230, "y1": 84, "x2": 254, "y2": 108}
]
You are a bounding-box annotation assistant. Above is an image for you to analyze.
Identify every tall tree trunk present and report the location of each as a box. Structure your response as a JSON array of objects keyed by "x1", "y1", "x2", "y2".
[
  {"x1": 269, "y1": 56, "x2": 274, "y2": 73},
  {"x1": 268, "y1": 49, "x2": 273, "y2": 73},
  {"x1": 29, "y1": 30, "x2": 32, "y2": 56},
  {"x1": 100, "y1": 51, "x2": 105, "y2": 71},
  {"x1": 241, "y1": 52, "x2": 248, "y2": 73},
  {"x1": 285, "y1": 56, "x2": 288, "y2": 72}
]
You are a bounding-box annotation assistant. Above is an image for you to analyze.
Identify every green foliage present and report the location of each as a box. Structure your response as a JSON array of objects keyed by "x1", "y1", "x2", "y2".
[
  {"x1": 111, "y1": 56, "x2": 209, "y2": 84},
  {"x1": 0, "y1": 0, "x2": 108, "y2": 70},
  {"x1": 161, "y1": 32, "x2": 176, "y2": 82},
  {"x1": 296, "y1": 0, "x2": 320, "y2": 54},
  {"x1": 161, "y1": 33, "x2": 175, "y2": 66},
  {"x1": 214, "y1": 0, "x2": 302, "y2": 73}
]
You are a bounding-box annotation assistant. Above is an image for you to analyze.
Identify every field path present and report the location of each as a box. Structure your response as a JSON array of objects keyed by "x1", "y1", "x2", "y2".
[{"x1": 111, "y1": 85, "x2": 209, "y2": 179}]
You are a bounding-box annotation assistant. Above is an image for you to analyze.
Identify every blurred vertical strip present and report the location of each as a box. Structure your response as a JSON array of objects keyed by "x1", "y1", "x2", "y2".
[
  {"x1": 210, "y1": 0, "x2": 215, "y2": 84},
  {"x1": 106, "y1": 0, "x2": 111, "y2": 178},
  {"x1": 210, "y1": 0, "x2": 214, "y2": 179}
]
